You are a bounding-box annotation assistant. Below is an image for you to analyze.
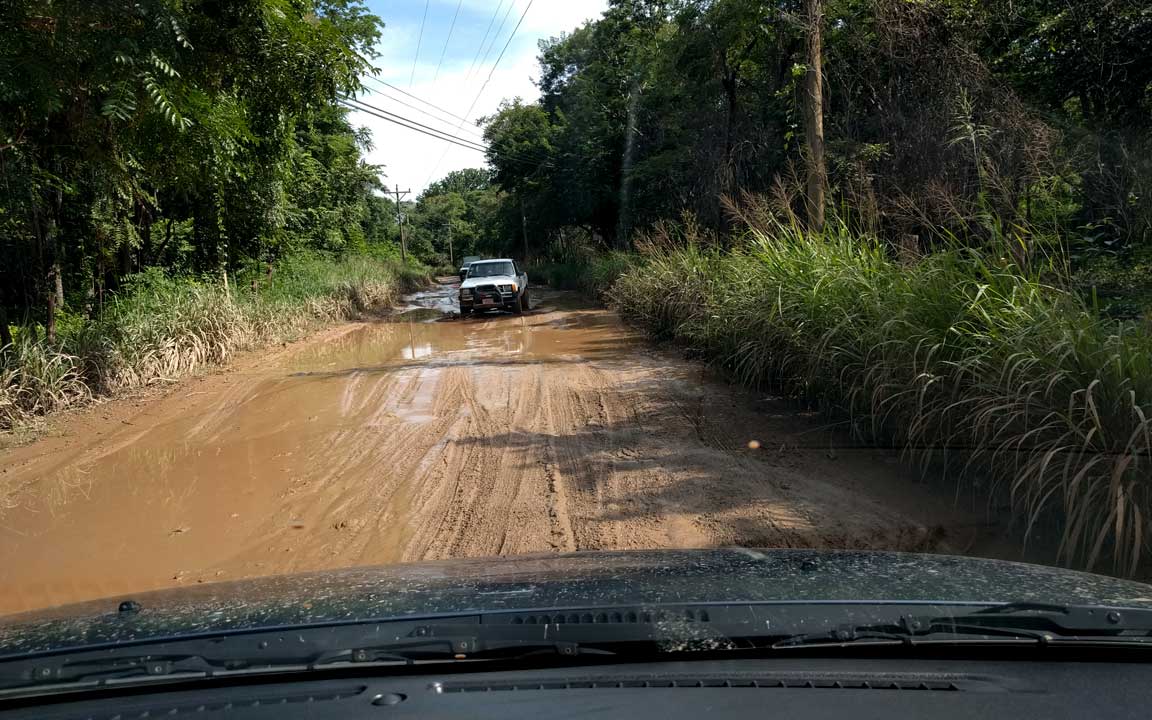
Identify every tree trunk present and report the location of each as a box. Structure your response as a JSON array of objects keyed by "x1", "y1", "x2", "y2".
[
  {"x1": 0, "y1": 304, "x2": 12, "y2": 348},
  {"x1": 45, "y1": 280, "x2": 57, "y2": 344},
  {"x1": 720, "y1": 68, "x2": 739, "y2": 229},
  {"x1": 803, "y1": 0, "x2": 826, "y2": 233}
]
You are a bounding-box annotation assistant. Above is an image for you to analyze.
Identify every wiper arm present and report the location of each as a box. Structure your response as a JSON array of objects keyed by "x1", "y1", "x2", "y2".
[
  {"x1": 930, "y1": 603, "x2": 1152, "y2": 638},
  {"x1": 772, "y1": 604, "x2": 1152, "y2": 649},
  {"x1": 769, "y1": 621, "x2": 1050, "y2": 649},
  {"x1": 10, "y1": 626, "x2": 623, "y2": 693}
]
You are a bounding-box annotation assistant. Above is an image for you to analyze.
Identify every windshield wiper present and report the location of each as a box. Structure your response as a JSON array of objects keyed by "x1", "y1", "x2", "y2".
[
  {"x1": 6, "y1": 602, "x2": 1152, "y2": 697},
  {"x1": 773, "y1": 603, "x2": 1152, "y2": 649},
  {"x1": 1, "y1": 624, "x2": 629, "y2": 696}
]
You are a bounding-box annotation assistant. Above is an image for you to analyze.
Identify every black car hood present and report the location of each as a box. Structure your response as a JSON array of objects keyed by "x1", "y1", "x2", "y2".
[{"x1": 3, "y1": 549, "x2": 1152, "y2": 657}]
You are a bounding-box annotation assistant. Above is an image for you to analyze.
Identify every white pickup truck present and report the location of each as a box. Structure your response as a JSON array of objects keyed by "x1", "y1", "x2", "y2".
[{"x1": 459, "y1": 258, "x2": 530, "y2": 315}]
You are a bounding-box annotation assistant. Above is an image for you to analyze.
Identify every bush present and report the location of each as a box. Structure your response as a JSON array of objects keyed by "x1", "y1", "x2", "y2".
[
  {"x1": 610, "y1": 220, "x2": 1152, "y2": 575},
  {"x1": 1, "y1": 255, "x2": 428, "y2": 431}
]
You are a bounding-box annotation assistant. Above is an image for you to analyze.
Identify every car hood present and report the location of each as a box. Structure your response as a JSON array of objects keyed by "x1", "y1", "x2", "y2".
[
  {"x1": 460, "y1": 274, "x2": 517, "y2": 289},
  {"x1": 3, "y1": 549, "x2": 1152, "y2": 657}
]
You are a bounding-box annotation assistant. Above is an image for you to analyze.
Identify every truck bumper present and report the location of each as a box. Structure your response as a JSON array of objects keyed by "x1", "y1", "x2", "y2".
[{"x1": 460, "y1": 292, "x2": 518, "y2": 312}]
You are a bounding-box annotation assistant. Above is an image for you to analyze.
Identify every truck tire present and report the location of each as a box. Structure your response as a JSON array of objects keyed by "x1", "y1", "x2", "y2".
[{"x1": 520, "y1": 290, "x2": 530, "y2": 312}]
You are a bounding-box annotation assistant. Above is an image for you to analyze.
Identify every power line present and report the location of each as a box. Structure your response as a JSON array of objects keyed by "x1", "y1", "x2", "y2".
[
  {"x1": 360, "y1": 77, "x2": 484, "y2": 137},
  {"x1": 471, "y1": 0, "x2": 518, "y2": 87},
  {"x1": 410, "y1": 0, "x2": 431, "y2": 87},
  {"x1": 425, "y1": 0, "x2": 538, "y2": 186},
  {"x1": 341, "y1": 99, "x2": 487, "y2": 153},
  {"x1": 346, "y1": 97, "x2": 486, "y2": 151},
  {"x1": 462, "y1": 0, "x2": 536, "y2": 126},
  {"x1": 343, "y1": 98, "x2": 552, "y2": 168},
  {"x1": 463, "y1": 0, "x2": 507, "y2": 85},
  {"x1": 358, "y1": 84, "x2": 486, "y2": 140},
  {"x1": 434, "y1": 0, "x2": 465, "y2": 82}
]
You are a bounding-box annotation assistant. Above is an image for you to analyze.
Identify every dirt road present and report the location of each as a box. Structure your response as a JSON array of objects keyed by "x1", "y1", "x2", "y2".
[{"x1": 0, "y1": 282, "x2": 1007, "y2": 615}]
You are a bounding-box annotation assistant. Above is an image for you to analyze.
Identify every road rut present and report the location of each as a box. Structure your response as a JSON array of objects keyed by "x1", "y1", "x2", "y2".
[{"x1": 0, "y1": 282, "x2": 1006, "y2": 615}]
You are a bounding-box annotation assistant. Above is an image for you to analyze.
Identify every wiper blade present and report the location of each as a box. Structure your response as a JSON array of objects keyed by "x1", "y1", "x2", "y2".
[
  {"x1": 772, "y1": 603, "x2": 1152, "y2": 649},
  {"x1": 5, "y1": 625, "x2": 624, "y2": 694},
  {"x1": 930, "y1": 603, "x2": 1152, "y2": 637}
]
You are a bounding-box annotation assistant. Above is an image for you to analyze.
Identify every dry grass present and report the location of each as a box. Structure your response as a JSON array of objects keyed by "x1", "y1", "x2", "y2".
[{"x1": 1, "y1": 255, "x2": 427, "y2": 431}]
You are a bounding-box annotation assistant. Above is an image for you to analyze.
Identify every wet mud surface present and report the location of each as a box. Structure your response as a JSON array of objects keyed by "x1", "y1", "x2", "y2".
[{"x1": 0, "y1": 281, "x2": 1011, "y2": 615}]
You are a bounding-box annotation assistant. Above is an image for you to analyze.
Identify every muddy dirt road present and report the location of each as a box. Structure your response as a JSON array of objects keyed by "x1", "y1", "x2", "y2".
[{"x1": 0, "y1": 282, "x2": 1007, "y2": 615}]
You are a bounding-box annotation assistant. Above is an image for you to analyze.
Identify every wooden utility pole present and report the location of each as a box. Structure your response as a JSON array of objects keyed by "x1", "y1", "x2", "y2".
[
  {"x1": 520, "y1": 195, "x2": 529, "y2": 261},
  {"x1": 447, "y1": 222, "x2": 454, "y2": 266},
  {"x1": 392, "y1": 185, "x2": 410, "y2": 263},
  {"x1": 803, "y1": 0, "x2": 826, "y2": 233}
]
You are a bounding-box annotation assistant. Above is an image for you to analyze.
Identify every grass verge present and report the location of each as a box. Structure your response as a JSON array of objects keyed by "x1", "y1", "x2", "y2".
[
  {"x1": 609, "y1": 221, "x2": 1152, "y2": 575},
  {"x1": 1, "y1": 254, "x2": 428, "y2": 433}
]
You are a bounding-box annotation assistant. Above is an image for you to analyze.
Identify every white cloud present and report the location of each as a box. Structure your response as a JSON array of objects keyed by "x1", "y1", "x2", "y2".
[{"x1": 351, "y1": 0, "x2": 607, "y2": 195}]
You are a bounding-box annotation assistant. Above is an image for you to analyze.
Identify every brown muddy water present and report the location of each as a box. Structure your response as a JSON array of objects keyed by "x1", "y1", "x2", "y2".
[{"x1": 0, "y1": 281, "x2": 1009, "y2": 615}]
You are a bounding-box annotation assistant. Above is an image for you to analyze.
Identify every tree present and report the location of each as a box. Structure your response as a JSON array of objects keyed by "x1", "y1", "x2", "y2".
[
  {"x1": 1, "y1": 0, "x2": 388, "y2": 337},
  {"x1": 803, "y1": 0, "x2": 826, "y2": 231}
]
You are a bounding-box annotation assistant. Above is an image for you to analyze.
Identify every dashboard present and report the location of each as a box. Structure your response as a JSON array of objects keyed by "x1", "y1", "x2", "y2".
[{"x1": 2, "y1": 656, "x2": 1148, "y2": 719}]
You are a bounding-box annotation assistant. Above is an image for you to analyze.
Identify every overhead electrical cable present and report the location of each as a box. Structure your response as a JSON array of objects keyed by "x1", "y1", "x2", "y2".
[
  {"x1": 360, "y1": 77, "x2": 486, "y2": 138},
  {"x1": 433, "y1": 0, "x2": 465, "y2": 82},
  {"x1": 358, "y1": 84, "x2": 487, "y2": 140},
  {"x1": 423, "y1": 0, "x2": 539, "y2": 186},
  {"x1": 410, "y1": 0, "x2": 431, "y2": 87},
  {"x1": 343, "y1": 98, "x2": 553, "y2": 169},
  {"x1": 463, "y1": 0, "x2": 507, "y2": 84},
  {"x1": 460, "y1": 0, "x2": 536, "y2": 128},
  {"x1": 470, "y1": 0, "x2": 518, "y2": 87},
  {"x1": 341, "y1": 99, "x2": 486, "y2": 152}
]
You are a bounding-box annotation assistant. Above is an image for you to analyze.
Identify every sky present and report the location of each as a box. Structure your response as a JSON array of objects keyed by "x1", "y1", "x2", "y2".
[{"x1": 351, "y1": 0, "x2": 609, "y2": 196}]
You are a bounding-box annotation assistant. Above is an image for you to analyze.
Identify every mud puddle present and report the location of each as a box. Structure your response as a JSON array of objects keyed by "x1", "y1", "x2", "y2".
[{"x1": 0, "y1": 282, "x2": 1011, "y2": 616}]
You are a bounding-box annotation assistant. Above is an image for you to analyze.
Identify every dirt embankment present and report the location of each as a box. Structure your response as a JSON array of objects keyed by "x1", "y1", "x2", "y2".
[{"x1": 0, "y1": 282, "x2": 1012, "y2": 615}]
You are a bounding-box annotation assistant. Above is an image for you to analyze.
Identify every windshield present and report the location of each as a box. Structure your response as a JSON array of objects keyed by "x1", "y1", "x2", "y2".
[
  {"x1": 2, "y1": 0, "x2": 1150, "y2": 675},
  {"x1": 468, "y1": 261, "x2": 514, "y2": 278}
]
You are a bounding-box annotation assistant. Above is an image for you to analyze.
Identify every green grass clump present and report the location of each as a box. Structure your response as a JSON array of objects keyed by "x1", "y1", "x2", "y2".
[
  {"x1": 610, "y1": 221, "x2": 1152, "y2": 575},
  {"x1": 2, "y1": 254, "x2": 428, "y2": 431}
]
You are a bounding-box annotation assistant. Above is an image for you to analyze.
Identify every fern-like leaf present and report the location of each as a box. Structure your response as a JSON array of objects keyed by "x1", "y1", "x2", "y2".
[
  {"x1": 139, "y1": 71, "x2": 193, "y2": 131},
  {"x1": 101, "y1": 81, "x2": 138, "y2": 121},
  {"x1": 148, "y1": 51, "x2": 180, "y2": 79}
]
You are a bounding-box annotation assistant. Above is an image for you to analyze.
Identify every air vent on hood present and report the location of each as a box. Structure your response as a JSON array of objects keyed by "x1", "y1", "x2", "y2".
[
  {"x1": 80, "y1": 684, "x2": 366, "y2": 720},
  {"x1": 435, "y1": 676, "x2": 970, "y2": 693},
  {"x1": 494, "y1": 608, "x2": 712, "y2": 626}
]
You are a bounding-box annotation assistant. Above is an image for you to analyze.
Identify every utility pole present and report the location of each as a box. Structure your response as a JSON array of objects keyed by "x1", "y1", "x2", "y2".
[
  {"x1": 803, "y1": 0, "x2": 826, "y2": 233},
  {"x1": 392, "y1": 184, "x2": 410, "y2": 263},
  {"x1": 520, "y1": 194, "x2": 529, "y2": 261},
  {"x1": 447, "y1": 222, "x2": 454, "y2": 266}
]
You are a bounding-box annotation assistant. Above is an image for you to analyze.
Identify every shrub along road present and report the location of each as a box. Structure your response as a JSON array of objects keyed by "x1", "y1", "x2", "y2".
[{"x1": 0, "y1": 281, "x2": 1015, "y2": 615}]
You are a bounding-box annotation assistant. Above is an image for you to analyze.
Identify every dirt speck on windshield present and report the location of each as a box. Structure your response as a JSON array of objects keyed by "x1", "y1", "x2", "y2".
[{"x1": 0, "y1": 282, "x2": 1011, "y2": 615}]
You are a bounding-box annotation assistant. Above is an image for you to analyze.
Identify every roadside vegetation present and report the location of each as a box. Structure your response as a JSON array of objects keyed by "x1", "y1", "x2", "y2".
[
  {"x1": 606, "y1": 212, "x2": 1151, "y2": 575},
  {"x1": 2, "y1": 2, "x2": 427, "y2": 431},
  {"x1": 1, "y1": 256, "x2": 427, "y2": 432}
]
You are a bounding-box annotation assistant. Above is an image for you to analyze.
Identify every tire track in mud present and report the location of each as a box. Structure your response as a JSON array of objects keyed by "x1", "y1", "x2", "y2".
[{"x1": 0, "y1": 284, "x2": 1012, "y2": 615}]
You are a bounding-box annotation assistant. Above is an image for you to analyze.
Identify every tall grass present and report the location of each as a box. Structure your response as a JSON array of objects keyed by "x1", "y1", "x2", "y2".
[
  {"x1": 1, "y1": 255, "x2": 427, "y2": 431},
  {"x1": 530, "y1": 251, "x2": 635, "y2": 297},
  {"x1": 610, "y1": 221, "x2": 1152, "y2": 575}
]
